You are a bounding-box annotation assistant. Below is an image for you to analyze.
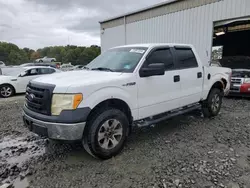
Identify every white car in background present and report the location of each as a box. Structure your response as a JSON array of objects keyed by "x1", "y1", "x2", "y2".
[
  {"x1": 60, "y1": 63, "x2": 74, "y2": 71},
  {"x1": 0, "y1": 66, "x2": 60, "y2": 98},
  {"x1": 35, "y1": 56, "x2": 56, "y2": 63}
]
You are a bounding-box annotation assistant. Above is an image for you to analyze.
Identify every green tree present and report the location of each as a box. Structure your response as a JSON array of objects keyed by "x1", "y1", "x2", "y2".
[{"x1": 0, "y1": 41, "x2": 101, "y2": 65}]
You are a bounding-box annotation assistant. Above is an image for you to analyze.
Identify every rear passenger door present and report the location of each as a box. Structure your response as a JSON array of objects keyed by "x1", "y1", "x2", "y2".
[{"x1": 173, "y1": 47, "x2": 203, "y2": 107}]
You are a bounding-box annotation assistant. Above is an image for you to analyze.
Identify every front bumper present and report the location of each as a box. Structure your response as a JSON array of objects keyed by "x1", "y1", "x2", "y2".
[
  {"x1": 22, "y1": 104, "x2": 91, "y2": 141},
  {"x1": 23, "y1": 112, "x2": 86, "y2": 141},
  {"x1": 22, "y1": 103, "x2": 91, "y2": 141}
]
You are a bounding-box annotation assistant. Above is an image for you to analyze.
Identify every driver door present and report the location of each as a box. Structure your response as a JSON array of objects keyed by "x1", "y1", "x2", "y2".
[
  {"x1": 137, "y1": 47, "x2": 182, "y2": 119},
  {"x1": 18, "y1": 68, "x2": 40, "y2": 92}
]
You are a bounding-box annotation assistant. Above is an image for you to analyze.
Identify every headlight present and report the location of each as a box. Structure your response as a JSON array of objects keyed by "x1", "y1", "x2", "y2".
[
  {"x1": 51, "y1": 94, "x2": 83, "y2": 115},
  {"x1": 244, "y1": 78, "x2": 250, "y2": 83}
]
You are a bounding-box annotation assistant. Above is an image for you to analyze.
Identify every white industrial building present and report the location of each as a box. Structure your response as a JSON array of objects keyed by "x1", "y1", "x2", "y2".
[{"x1": 100, "y1": 0, "x2": 250, "y2": 65}]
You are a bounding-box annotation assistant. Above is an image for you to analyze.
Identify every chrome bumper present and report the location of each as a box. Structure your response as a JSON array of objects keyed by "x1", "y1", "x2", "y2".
[{"x1": 23, "y1": 112, "x2": 86, "y2": 141}]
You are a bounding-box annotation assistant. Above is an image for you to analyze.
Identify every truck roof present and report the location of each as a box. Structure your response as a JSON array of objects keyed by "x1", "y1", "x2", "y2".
[{"x1": 111, "y1": 43, "x2": 193, "y2": 49}]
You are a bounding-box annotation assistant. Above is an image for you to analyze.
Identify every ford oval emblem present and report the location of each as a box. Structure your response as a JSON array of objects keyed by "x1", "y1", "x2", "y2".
[{"x1": 28, "y1": 93, "x2": 35, "y2": 101}]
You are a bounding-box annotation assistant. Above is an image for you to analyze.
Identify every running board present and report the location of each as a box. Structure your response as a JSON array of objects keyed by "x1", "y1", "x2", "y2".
[{"x1": 136, "y1": 104, "x2": 201, "y2": 127}]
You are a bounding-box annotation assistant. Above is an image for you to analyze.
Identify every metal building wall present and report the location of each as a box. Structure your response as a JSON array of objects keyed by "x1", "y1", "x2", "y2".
[
  {"x1": 101, "y1": 0, "x2": 250, "y2": 64},
  {"x1": 101, "y1": 25, "x2": 125, "y2": 51}
]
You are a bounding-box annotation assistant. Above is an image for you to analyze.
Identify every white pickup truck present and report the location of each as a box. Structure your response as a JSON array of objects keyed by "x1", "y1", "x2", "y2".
[{"x1": 22, "y1": 43, "x2": 231, "y2": 159}]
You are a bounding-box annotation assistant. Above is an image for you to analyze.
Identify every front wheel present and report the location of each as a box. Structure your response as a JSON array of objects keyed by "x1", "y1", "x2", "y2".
[
  {"x1": 83, "y1": 108, "x2": 129, "y2": 159},
  {"x1": 0, "y1": 84, "x2": 14, "y2": 98},
  {"x1": 202, "y1": 88, "x2": 223, "y2": 117}
]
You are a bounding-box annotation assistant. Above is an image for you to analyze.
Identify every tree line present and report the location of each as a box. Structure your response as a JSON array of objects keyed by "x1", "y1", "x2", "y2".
[{"x1": 0, "y1": 41, "x2": 101, "y2": 66}]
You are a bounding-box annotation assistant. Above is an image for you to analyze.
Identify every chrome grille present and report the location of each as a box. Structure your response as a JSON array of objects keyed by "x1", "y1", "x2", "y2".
[{"x1": 231, "y1": 78, "x2": 242, "y2": 85}]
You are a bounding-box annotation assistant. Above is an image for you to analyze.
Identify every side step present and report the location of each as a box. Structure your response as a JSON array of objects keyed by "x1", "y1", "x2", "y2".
[{"x1": 136, "y1": 103, "x2": 201, "y2": 127}]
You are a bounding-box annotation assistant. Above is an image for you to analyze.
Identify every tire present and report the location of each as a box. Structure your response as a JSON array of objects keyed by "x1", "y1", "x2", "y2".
[
  {"x1": 83, "y1": 108, "x2": 129, "y2": 159},
  {"x1": 0, "y1": 84, "x2": 15, "y2": 98},
  {"x1": 39, "y1": 60, "x2": 43, "y2": 63},
  {"x1": 51, "y1": 59, "x2": 55, "y2": 62},
  {"x1": 202, "y1": 88, "x2": 223, "y2": 118}
]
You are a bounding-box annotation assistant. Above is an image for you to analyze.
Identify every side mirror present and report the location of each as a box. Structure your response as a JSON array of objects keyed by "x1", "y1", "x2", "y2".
[{"x1": 139, "y1": 63, "x2": 165, "y2": 77}]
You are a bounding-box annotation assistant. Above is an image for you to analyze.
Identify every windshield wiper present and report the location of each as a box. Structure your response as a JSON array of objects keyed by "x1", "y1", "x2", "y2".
[{"x1": 91, "y1": 67, "x2": 114, "y2": 72}]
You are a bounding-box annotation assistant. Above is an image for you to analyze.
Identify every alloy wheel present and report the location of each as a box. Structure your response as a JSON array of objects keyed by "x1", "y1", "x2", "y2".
[
  {"x1": 211, "y1": 94, "x2": 220, "y2": 112},
  {"x1": 0, "y1": 86, "x2": 12, "y2": 97},
  {"x1": 98, "y1": 119, "x2": 123, "y2": 150}
]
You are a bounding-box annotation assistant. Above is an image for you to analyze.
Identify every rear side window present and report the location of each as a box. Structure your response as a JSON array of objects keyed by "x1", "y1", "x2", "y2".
[
  {"x1": 146, "y1": 48, "x2": 174, "y2": 70},
  {"x1": 175, "y1": 48, "x2": 198, "y2": 69},
  {"x1": 39, "y1": 68, "x2": 55, "y2": 74}
]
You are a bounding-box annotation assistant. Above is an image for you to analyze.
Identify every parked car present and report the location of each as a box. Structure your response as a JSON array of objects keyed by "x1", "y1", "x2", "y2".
[
  {"x1": 219, "y1": 56, "x2": 250, "y2": 97},
  {"x1": 20, "y1": 62, "x2": 57, "y2": 69},
  {"x1": 35, "y1": 56, "x2": 56, "y2": 63},
  {"x1": 0, "y1": 61, "x2": 6, "y2": 67},
  {"x1": 60, "y1": 63, "x2": 74, "y2": 71},
  {"x1": 0, "y1": 66, "x2": 60, "y2": 98},
  {"x1": 22, "y1": 43, "x2": 231, "y2": 159}
]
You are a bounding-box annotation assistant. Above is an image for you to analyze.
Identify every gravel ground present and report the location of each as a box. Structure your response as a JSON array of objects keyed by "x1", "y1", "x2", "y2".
[{"x1": 0, "y1": 96, "x2": 250, "y2": 188}]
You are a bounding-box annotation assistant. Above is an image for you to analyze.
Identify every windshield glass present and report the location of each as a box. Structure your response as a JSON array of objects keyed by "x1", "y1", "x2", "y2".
[{"x1": 86, "y1": 47, "x2": 148, "y2": 73}]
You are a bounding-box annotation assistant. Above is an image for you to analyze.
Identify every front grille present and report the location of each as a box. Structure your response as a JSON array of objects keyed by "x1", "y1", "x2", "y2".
[
  {"x1": 25, "y1": 82, "x2": 55, "y2": 115},
  {"x1": 231, "y1": 78, "x2": 242, "y2": 85}
]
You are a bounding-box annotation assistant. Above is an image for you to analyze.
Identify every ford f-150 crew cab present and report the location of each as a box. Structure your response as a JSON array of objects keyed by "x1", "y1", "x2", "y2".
[{"x1": 22, "y1": 43, "x2": 231, "y2": 159}]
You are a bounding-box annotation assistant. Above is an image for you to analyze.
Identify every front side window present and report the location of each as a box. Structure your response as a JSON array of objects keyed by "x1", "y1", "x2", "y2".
[
  {"x1": 86, "y1": 47, "x2": 148, "y2": 73},
  {"x1": 175, "y1": 48, "x2": 198, "y2": 69},
  {"x1": 145, "y1": 48, "x2": 174, "y2": 70},
  {"x1": 26, "y1": 68, "x2": 39, "y2": 76}
]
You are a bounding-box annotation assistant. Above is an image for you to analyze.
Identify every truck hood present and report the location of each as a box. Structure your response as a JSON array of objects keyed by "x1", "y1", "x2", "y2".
[
  {"x1": 32, "y1": 70, "x2": 124, "y2": 87},
  {"x1": 232, "y1": 69, "x2": 250, "y2": 78}
]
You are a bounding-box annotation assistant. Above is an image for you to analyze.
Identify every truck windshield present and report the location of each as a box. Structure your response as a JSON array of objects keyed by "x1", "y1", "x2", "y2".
[{"x1": 86, "y1": 47, "x2": 148, "y2": 73}]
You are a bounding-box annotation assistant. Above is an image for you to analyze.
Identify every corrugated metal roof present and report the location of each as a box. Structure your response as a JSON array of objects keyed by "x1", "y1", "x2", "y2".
[{"x1": 99, "y1": 0, "x2": 180, "y2": 23}]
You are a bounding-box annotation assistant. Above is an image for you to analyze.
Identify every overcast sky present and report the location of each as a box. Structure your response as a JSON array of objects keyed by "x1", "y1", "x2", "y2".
[{"x1": 0, "y1": 0, "x2": 166, "y2": 49}]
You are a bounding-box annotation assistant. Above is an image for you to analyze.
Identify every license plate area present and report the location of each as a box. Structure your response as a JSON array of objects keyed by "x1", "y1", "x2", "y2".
[{"x1": 23, "y1": 117, "x2": 48, "y2": 137}]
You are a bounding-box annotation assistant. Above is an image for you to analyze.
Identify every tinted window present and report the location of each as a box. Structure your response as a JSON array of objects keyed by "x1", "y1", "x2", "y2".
[
  {"x1": 26, "y1": 68, "x2": 39, "y2": 76},
  {"x1": 146, "y1": 48, "x2": 174, "y2": 70},
  {"x1": 175, "y1": 48, "x2": 198, "y2": 69},
  {"x1": 39, "y1": 68, "x2": 55, "y2": 74}
]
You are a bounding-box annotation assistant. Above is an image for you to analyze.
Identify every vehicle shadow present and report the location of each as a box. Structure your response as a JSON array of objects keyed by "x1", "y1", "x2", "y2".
[{"x1": 41, "y1": 110, "x2": 203, "y2": 162}]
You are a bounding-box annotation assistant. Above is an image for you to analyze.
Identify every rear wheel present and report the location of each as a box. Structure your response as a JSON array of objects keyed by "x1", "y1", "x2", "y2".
[
  {"x1": 0, "y1": 84, "x2": 14, "y2": 98},
  {"x1": 83, "y1": 108, "x2": 129, "y2": 159},
  {"x1": 202, "y1": 88, "x2": 223, "y2": 117}
]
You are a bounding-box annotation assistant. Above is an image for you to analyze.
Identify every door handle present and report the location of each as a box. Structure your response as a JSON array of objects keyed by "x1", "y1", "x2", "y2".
[
  {"x1": 174, "y1": 75, "x2": 180, "y2": 82},
  {"x1": 197, "y1": 72, "x2": 202, "y2": 78}
]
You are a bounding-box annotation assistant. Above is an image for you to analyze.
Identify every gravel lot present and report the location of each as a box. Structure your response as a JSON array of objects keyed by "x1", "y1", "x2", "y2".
[{"x1": 0, "y1": 96, "x2": 250, "y2": 188}]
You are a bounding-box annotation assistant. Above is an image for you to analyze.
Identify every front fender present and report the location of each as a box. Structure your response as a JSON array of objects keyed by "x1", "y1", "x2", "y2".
[
  {"x1": 79, "y1": 86, "x2": 137, "y2": 112},
  {"x1": 202, "y1": 73, "x2": 228, "y2": 99}
]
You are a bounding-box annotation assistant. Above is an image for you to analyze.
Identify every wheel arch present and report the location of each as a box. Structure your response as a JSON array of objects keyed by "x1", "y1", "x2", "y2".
[
  {"x1": 206, "y1": 80, "x2": 224, "y2": 99},
  {"x1": 86, "y1": 98, "x2": 133, "y2": 127}
]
